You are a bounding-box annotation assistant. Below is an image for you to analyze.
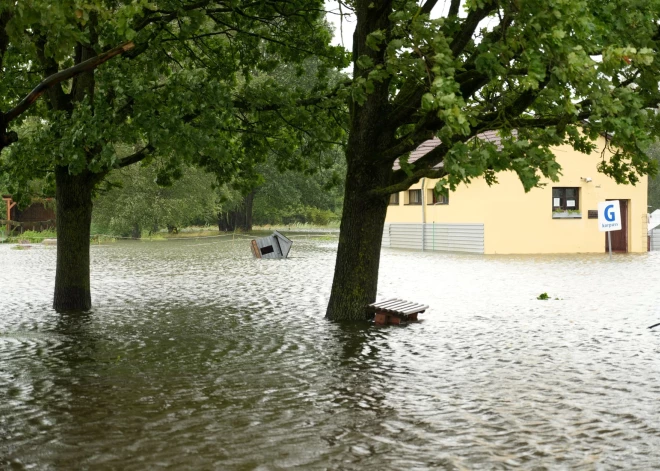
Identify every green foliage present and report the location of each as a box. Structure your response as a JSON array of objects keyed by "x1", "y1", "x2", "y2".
[
  {"x1": 7, "y1": 229, "x2": 56, "y2": 243},
  {"x1": 341, "y1": 0, "x2": 660, "y2": 197},
  {"x1": 92, "y1": 162, "x2": 217, "y2": 237},
  {"x1": 537, "y1": 293, "x2": 550, "y2": 300},
  {"x1": 251, "y1": 149, "x2": 346, "y2": 226},
  {"x1": 0, "y1": 1, "x2": 347, "y2": 207}
]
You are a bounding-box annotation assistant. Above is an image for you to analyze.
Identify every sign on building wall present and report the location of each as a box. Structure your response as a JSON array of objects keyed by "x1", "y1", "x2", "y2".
[{"x1": 598, "y1": 200, "x2": 621, "y2": 232}]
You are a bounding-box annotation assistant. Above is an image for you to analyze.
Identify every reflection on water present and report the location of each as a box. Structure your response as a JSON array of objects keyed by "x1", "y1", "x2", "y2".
[{"x1": 1, "y1": 237, "x2": 660, "y2": 469}]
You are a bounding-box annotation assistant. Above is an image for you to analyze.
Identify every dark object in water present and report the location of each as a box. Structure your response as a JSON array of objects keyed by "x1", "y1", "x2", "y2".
[
  {"x1": 648, "y1": 322, "x2": 660, "y2": 329},
  {"x1": 367, "y1": 298, "x2": 429, "y2": 325},
  {"x1": 250, "y1": 231, "x2": 293, "y2": 259}
]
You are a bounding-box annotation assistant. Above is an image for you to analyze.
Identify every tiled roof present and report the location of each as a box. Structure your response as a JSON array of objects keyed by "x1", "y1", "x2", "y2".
[{"x1": 393, "y1": 129, "x2": 506, "y2": 170}]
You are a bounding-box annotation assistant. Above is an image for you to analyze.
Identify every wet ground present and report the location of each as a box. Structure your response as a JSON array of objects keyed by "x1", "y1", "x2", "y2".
[{"x1": 1, "y1": 235, "x2": 659, "y2": 469}]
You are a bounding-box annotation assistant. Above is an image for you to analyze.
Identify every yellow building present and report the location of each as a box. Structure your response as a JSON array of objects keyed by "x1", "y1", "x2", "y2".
[{"x1": 384, "y1": 133, "x2": 648, "y2": 254}]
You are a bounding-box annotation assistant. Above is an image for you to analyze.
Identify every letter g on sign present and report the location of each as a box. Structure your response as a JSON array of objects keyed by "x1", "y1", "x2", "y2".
[{"x1": 604, "y1": 204, "x2": 615, "y2": 222}]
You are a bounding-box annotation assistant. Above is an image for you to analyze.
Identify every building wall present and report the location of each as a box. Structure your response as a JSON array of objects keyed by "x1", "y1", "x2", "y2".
[
  {"x1": 385, "y1": 136, "x2": 648, "y2": 254},
  {"x1": 3, "y1": 199, "x2": 57, "y2": 232},
  {"x1": 15, "y1": 202, "x2": 56, "y2": 224}
]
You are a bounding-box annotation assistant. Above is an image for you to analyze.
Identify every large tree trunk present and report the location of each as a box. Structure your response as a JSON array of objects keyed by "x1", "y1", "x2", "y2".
[
  {"x1": 326, "y1": 156, "x2": 390, "y2": 321},
  {"x1": 217, "y1": 191, "x2": 255, "y2": 232},
  {"x1": 53, "y1": 166, "x2": 96, "y2": 312},
  {"x1": 325, "y1": 0, "x2": 395, "y2": 321}
]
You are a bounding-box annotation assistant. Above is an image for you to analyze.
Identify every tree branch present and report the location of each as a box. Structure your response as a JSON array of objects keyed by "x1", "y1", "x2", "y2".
[
  {"x1": 33, "y1": 35, "x2": 70, "y2": 112},
  {"x1": 450, "y1": 1, "x2": 499, "y2": 57},
  {"x1": 476, "y1": 70, "x2": 553, "y2": 126},
  {"x1": 374, "y1": 167, "x2": 447, "y2": 196},
  {"x1": 117, "y1": 144, "x2": 154, "y2": 168},
  {"x1": 387, "y1": 2, "x2": 501, "y2": 131},
  {"x1": 132, "y1": 0, "x2": 217, "y2": 32},
  {"x1": 448, "y1": 0, "x2": 461, "y2": 17},
  {"x1": 421, "y1": 0, "x2": 441, "y2": 15},
  {"x1": 232, "y1": 78, "x2": 351, "y2": 112},
  {"x1": 4, "y1": 42, "x2": 135, "y2": 123}
]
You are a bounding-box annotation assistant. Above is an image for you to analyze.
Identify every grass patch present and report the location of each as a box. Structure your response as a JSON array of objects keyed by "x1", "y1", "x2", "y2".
[
  {"x1": 7, "y1": 229, "x2": 57, "y2": 243},
  {"x1": 90, "y1": 234, "x2": 118, "y2": 244},
  {"x1": 161, "y1": 229, "x2": 223, "y2": 239},
  {"x1": 313, "y1": 234, "x2": 339, "y2": 241},
  {"x1": 253, "y1": 222, "x2": 340, "y2": 231}
]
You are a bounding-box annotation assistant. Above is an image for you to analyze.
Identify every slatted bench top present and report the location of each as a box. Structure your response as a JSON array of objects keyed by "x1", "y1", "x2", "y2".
[{"x1": 368, "y1": 298, "x2": 429, "y2": 315}]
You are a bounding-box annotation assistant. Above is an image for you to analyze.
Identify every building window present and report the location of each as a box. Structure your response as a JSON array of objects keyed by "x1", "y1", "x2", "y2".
[
  {"x1": 407, "y1": 189, "x2": 422, "y2": 205},
  {"x1": 429, "y1": 190, "x2": 448, "y2": 205},
  {"x1": 553, "y1": 187, "x2": 579, "y2": 210},
  {"x1": 389, "y1": 193, "x2": 399, "y2": 205},
  {"x1": 553, "y1": 187, "x2": 581, "y2": 218}
]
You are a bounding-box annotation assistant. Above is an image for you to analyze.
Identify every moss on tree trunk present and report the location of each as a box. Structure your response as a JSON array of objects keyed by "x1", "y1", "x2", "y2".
[
  {"x1": 53, "y1": 166, "x2": 95, "y2": 312},
  {"x1": 326, "y1": 157, "x2": 390, "y2": 321}
]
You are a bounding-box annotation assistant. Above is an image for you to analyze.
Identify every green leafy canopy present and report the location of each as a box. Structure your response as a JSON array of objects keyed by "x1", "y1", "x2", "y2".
[
  {"x1": 343, "y1": 0, "x2": 660, "y2": 197},
  {"x1": 0, "y1": 1, "x2": 348, "y2": 203}
]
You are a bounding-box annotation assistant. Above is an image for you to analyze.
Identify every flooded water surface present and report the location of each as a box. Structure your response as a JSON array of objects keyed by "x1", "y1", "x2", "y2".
[{"x1": 1, "y1": 236, "x2": 660, "y2": 469}]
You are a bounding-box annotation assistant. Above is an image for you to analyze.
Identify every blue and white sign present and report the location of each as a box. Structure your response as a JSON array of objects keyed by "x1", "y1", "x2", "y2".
[{"x1": 598, "y1": 200, "x2": 621, "y2": 232}]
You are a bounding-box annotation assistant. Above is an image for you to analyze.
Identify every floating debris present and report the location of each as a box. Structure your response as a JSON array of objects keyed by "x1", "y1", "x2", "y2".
[
  {"x1": 368, "y1": 298, "x2": 429, "y2": 325},
  {"x1": 250, "y1": 231, "x2": 293, "y2": 259}
]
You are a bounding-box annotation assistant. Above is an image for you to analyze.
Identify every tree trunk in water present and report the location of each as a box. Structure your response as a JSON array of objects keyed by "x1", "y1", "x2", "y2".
[
  {"x1": 326, "y1": 159, "x2": 390, "y2": 321},
  {"x1": 217, "y1": 191, "x2": 255, "y2": 232},
  {"x1": 242, "y1": 191, "x2": 255, "y2": 231},
  {"x1": 53, "y1": 167, "x2": 95, "y2": 312},
  {"x1": 131, "y1": 224, "x2": 141, "y2": 239}
]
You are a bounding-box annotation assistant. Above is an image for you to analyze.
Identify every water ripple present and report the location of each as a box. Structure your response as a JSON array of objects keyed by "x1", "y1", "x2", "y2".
[{"x1": 1, "y1": 241, "x2": 660, "y2": 469}]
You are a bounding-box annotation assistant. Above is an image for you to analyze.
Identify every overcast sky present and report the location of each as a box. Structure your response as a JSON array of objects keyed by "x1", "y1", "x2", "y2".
[
  {"x1": 324, "y1": 1, "x2": 460, "y2": 50},
  {"x1": 325, "y1": 1, "x2": 356, "y2": 49}
]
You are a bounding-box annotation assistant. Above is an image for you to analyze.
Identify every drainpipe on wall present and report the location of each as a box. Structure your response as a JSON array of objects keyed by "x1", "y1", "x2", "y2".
[{"x1": 421, "y1": 178, "x2": 426, "y2": 252}]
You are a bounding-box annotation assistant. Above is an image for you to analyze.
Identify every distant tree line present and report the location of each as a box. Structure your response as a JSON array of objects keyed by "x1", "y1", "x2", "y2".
[{"x1": 91, "y1": 148, "x2": 345, "y2": 237}]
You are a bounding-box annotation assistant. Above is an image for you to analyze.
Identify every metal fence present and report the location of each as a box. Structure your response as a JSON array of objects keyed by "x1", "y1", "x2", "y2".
[
  {"x1": 650, "y1": 228, "x2": 660, "y2": 251},
  {"x1": 383, "y1": 223, "x2": 485, "y2": 254}
]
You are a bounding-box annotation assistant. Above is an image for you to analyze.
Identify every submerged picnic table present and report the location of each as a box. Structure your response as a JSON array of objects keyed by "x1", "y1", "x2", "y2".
[{"x1": 368, "y1": 298, "x2": 429, "y2": 325}]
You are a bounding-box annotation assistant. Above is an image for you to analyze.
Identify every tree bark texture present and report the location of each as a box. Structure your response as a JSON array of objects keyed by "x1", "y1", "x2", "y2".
[
  {"x1": 325, "y1": 0, "x2": 397, "y2": 321},
  {"x1": 218, "y1": 191, "x2": 254, "y2": 232},
  {"x1": 325, "y1": 153, "x2": 391, "y2": 321},
  {"x1": 53, "y1": 166, "x2": 96, "y2": 312},
  {"x1": 131, "y1": 224, "x2": 142, "y2": 239}
]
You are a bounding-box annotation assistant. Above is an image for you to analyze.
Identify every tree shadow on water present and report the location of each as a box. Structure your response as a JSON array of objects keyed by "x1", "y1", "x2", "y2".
[{"x1": 52, "y1": 310, "x2": 102, "y2": 367}]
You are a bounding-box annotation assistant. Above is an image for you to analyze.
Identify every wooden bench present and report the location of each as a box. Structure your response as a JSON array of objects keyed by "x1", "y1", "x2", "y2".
[{"x1": 368, "y1": 299, "x2": 429, "y2": 325}]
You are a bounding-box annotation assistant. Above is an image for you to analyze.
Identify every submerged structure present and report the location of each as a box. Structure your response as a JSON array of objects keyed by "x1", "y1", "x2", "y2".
[
  {"x1": 2, "y1": 195, "x2": 56, "y2": 234},
  {"x1": 250, "y1": 231, "x2": 293, "y2": 259},
  {"x1": 368, "y1": 298, "x2": 429, "y2": 325}
]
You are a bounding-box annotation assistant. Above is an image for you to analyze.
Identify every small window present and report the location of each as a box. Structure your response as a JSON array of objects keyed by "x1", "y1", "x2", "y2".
[
  {"x1": 408, "y1": 189, "x2": 422, "y2": 205},
  {"x1": 429, "y1": 190, "x2": 448, "y2": 205},
  {"x1": 389, "y1": 193, "x2": 400, "y2": 205},
  {"x1": 552, "y1": 187, "x2": 580, "y2": 211},
  {"x1": 552, "y1": 187, "x2": 581, "y2": 218}
]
